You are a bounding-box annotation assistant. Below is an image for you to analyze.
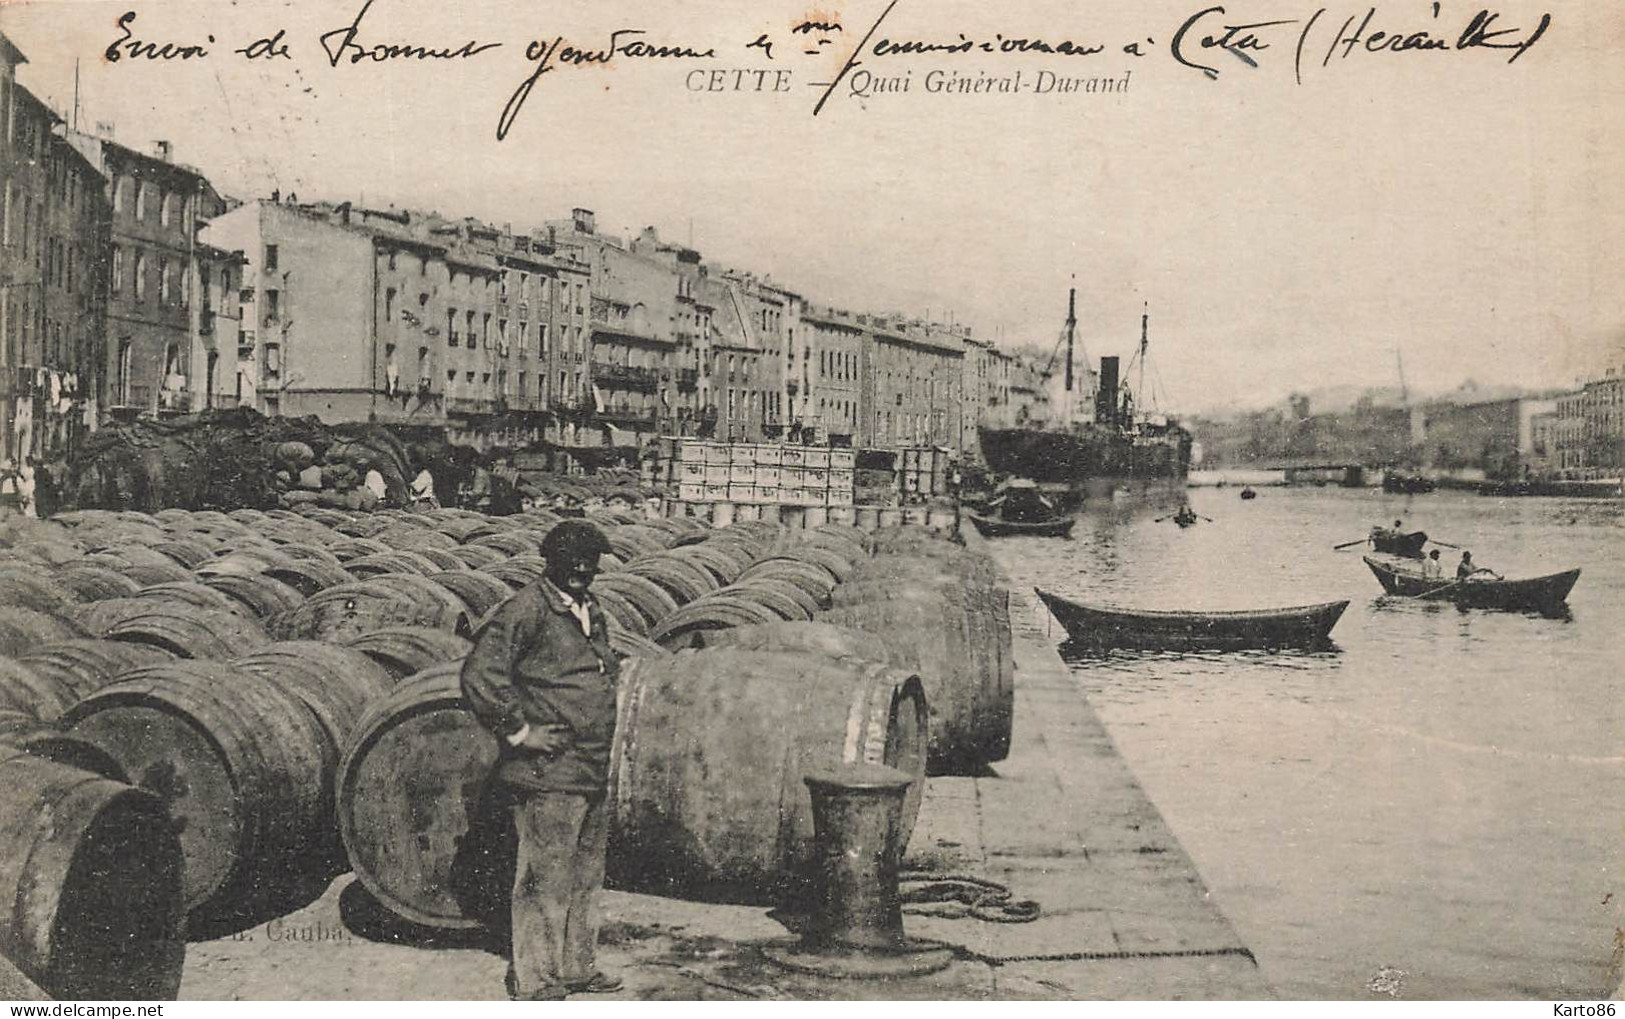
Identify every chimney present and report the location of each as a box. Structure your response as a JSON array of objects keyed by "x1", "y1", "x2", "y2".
[
  {"x1": 572, "y1": 208, "x2": 595, "y2": 234},
  {"x1": 153, "y1": 140, "x2": 173, "y2": 162}
]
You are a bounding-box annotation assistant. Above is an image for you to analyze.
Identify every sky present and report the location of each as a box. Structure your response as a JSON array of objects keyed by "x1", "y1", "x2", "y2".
[{"x1": 5, "y1": 0, "x2": 1622, "y2": 414}]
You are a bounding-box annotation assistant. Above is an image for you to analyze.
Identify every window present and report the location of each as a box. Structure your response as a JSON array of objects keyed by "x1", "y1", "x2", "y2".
[
  {"x1": 117, "y1": 338, "x2": 133, "y2": 402},
  {"x1": 264, "y1": 244, "x2": 279, "y2": 272},
  {"x1": 385, "y1": 287, "x2": 396, "y2": 325},
  {"x1": 517, "y1": 321, "x2": 527, "y2": 357},
  {"x1": 388, "y1": 251, "x2": 398, "y2": 272},
  {"x1": 134, "y1": 251, "x2": 147, "y2": 300},
  {"x1": 465, "y1": 311, "x2": 475, "y2": 348},
  {"x1": 264, "y1": 289, "x2": 280, "y2": 323},
  {"x1": 134, "y1": 181, "x2": 147, "y2": 221},
  {"x1": 538, "y1": 323, "x2": 548, "y2": 356},
  {"x1": 111, "y1": 246, "x2": 123, "y2": 293},
  {"x1": 482, "y1": 313, "x2": 491, "y2": 348},
  {"x1": 498, "y1": 319, "x2": 508, "y2": 353},
  {"x1": 1, "y1": 181, "x2": 11, "y2": 245},
  {"x1": 159, "y1": 190, "x2": 171, "y2": 227},
  {"x1": 447, "y1": 308, "x2": 457, "y2": 344}
]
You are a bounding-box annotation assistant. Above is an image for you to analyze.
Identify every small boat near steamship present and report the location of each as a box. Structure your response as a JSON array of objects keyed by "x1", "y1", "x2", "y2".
[
  {"x1": 1034, "y1": 588, "x2": 1350, "y2": 651},
  {"x1": 967, "y1": 512, "x2": 1076, "y2": 538},
  {"x1": 1361, "y1": 556, "x2": 1580, "y2": 613}
]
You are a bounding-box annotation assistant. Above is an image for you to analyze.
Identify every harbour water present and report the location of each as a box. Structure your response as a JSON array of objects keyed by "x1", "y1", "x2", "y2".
[{"x1": 993, "y1": 486, "x2": 1624, "y2": 999}]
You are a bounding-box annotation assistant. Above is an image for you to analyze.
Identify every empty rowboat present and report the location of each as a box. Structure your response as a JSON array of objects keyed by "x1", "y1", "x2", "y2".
[
  {"x1": 1034, "y1": 588, "x2": 1349, "y2": 651},
  {"x1": 1361, "y1": 556, "x2": 1580, "y2": 613}
]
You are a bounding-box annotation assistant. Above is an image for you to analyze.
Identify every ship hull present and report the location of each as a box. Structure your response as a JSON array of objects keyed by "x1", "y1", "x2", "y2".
[{"x1": 976, "y1": 424, "x2": 1191, "y2": 487}]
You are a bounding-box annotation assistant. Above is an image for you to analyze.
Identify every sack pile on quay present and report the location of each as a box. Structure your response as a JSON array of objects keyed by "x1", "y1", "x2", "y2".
[{"x1": 0, "y1": 503, "x2": 1012, "y2": 998}]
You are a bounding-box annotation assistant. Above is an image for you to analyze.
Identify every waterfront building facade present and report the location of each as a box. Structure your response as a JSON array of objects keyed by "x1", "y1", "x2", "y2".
[{"x1": 2, "y1": 40, "x2": 111, "y2": 461}]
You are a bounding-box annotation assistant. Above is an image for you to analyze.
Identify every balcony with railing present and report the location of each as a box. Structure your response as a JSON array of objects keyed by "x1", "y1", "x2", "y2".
[
  {"x1": 591, "y1": 362, "x2": 660, "y2": 393},
  {"x1": 598, "y1": 404, "x2": 660, "y2": 426},
  {"x1": 446, "y1": 395, "x2": 499, "y2": 415}
]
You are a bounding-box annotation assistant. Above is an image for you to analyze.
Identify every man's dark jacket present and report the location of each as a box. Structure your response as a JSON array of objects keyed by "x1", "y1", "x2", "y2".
[{"x1": 459, "y1": 579, "x2": 620, "y2": 793}]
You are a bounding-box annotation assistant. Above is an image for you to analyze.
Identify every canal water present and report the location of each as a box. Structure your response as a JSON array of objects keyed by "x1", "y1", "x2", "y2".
[{"x1": 992, "y1": 485, "x2": 1624, "y2": 1000}]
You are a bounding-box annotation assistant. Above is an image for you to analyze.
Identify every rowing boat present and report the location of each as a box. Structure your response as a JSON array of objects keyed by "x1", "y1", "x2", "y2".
[
  {"x1": 967, "y1": 512, "x2": 1076, "y2": 538},
  {"x1": 1370, "y1": 528, "x2": 1428, "y2": 557},
  {"x1": 1361, "y1": 556, "x2": 1580, "y2": 612},
  {"x1": 1034, "y1": 588, "x2": 1349, "y2": 651}
]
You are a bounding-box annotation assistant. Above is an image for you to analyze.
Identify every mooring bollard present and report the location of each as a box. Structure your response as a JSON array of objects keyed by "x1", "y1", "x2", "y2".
[{"x1": 765, "y1": 762, "x2": 952, "y2": 979}]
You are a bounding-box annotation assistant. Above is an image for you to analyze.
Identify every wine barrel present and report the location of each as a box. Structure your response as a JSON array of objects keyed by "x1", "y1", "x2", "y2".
[
  {"x1": 203, "y1": 572, "x2": 307, "y2": 621},
  {"x1": 334, "y1": 651, "x2": 926, "y2": 927},
  {"x1": 62, "y1": 662, "x2": 328, "y2": 921},
  {"x1": 610, "y1": 648, "x2": 927, "y2": 903},
  {"x1": 344, "y1": 551, "x2": 446, "y2": 579},
  {"x1": 263, "y1": 558, "x2": 354, "y2": 597},
  {"x1": 0, "y1": 567, "x2": 82, "y2": 616},
  {"x1": 623, "y1": 554, "x2": 720, "y2": 604},
  {"x1": 0, "y1": 751, "x2": 184, "y2": 999},
  {"x1": 725, "y1": 578, "x2": 820, "y2": 620},
  {"x1": 130, "y1": 581, "x2": 242, "y2": 614},
  {"x1": 592, "y1": 573, "x2": 680, "y2": 628},
  {"x1": 0, "y1": 610, "x2": 85, "y2": 660},
  {"x1": 480, "y1": 557, "x2": 551, "y2": 590},
  {"x1": 232, "y1": 642, "x2": 395, "y2": 752},
  {"x1": 54, "y1": 565, "x2": 141, "y2": 603},
  {"x1": 592, "y1": 588, "x2": 650, "y2": 637},
  {"x1": 17, "y1": 640, "x2": 175, "y2": 702},
  {"x1": 269, "y1": 574, "x2": 472, "y2": 643},
  {"x1": 834, "y1": 578, "x2": 1011, "y2": 765},
  {"x1": 424, "y1": 570, "x2": 514, "y2": 619},
  {"x1": 443, "y1": 545, "x2": 505, "y2": 570},
  {"x1": 343, "y1": 627, "x2": 472, "y2": 681},
  {"x1": 0, "y1": 658, "x2": 81, "y2": 721},
  {"x1": 0, "y1": 722, "x2": 131, "y2": 780},
  {"x1": 104, "y1": 607, "x2": 271, "y2": 661},
  {"x1": 336, "y1": 663, "x2": 501, "y2": 929},
  {"x1": 149, "y1": 538, "x2": 215, "y2": 569},
  {"x1": 649, "y1": 594, "x2": 786, "y2": 649}
]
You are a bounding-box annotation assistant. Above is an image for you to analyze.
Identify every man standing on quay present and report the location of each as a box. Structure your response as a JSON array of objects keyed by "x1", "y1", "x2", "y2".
[{"x1": 460, "y1": 520, "x2": 623, "y2": 1000}]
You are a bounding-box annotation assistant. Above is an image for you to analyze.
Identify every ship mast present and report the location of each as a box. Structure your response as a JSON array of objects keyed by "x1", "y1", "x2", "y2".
[
  {"x1": 1065, "y1": 287, "x2": 1076, "y2": 395},
  {"x1": 1138, "y1": 301, "x2": 1148, "y2": 418}
]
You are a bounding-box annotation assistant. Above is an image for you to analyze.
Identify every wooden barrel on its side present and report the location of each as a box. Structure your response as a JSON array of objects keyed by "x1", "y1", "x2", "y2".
[
  {"x1": 829, "y1": 578, "x2": 1013, "y2": 767},
  {"x1": 61, "y1": 662, "x2": 329, "y2": 923},
  {"x1": 608, "y1": 648, "x2": 928, "y2": 904},
  {"x1": 0, "y1": 658, "x2": 81, "y2": 722},
  {"x1": 0, "y1": 609, "x2": 85, "y2": 659},
  {"x1": 232, "y1": 642, "x2": 395, "y2": 752},
  {"x1": 342, "y1": 627, "x2": 471, "y2": 681},
  {"x1": 336, "y1": 650, "x2": 926, "y2": 929},
  {"x1": 0, "y1": 720, "x2": 131, "y2": 780},
  {"x1": 18, "y1": 640, "x2": 176, "y2": 702},
  {"x1": 0, "y1": 750, "x2": 184, "y2": 999},
  {"x1": 337, "y1": 663, "x2": 502, "y2": 930}
]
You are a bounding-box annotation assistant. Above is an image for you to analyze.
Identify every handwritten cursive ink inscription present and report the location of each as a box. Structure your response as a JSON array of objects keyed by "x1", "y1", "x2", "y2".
[
  {"x1": 104, "y1": 11, "x2": 212, "y2": 62},
  {"x1": 320, "y1": 0, "x2": 502, "y2": 68},
  {"x1": 497, "y1": 30, "x2": 716, "y2": 140},
  {"x1": 1172, "y1": 7, "x2": 1298, "y2": 78}
]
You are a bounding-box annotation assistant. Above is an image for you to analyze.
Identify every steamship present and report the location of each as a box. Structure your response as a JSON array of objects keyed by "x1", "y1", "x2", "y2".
[{"x1": 976, "y1": 289, "x2": 1192, "y2": 497}]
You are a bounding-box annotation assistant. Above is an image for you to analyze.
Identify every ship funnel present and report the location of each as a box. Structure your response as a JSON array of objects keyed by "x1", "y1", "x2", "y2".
[{"x1": 1096, "y1": 356, "x2": 1120, "y2": 426}]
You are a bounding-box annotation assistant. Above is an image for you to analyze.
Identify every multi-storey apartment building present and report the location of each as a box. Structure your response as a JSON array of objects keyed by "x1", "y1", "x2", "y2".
[{"x1": 2, "y1": 35, "x2": 110, "y2": 461}]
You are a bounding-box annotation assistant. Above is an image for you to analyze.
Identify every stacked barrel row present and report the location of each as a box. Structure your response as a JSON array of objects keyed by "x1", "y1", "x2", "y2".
[{"x1": 0, "y1": 507, "x2": 1009, "y2": 968}]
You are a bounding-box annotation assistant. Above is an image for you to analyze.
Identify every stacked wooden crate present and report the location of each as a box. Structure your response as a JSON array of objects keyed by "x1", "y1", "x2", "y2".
[{"x1": 660, "y1": 441, "x2": 858, "y2": 509}]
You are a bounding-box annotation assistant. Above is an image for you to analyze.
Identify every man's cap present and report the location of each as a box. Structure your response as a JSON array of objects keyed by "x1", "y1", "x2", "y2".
[{"x1": 541, "y1": 520, "x2": 611, "y2": 564}]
